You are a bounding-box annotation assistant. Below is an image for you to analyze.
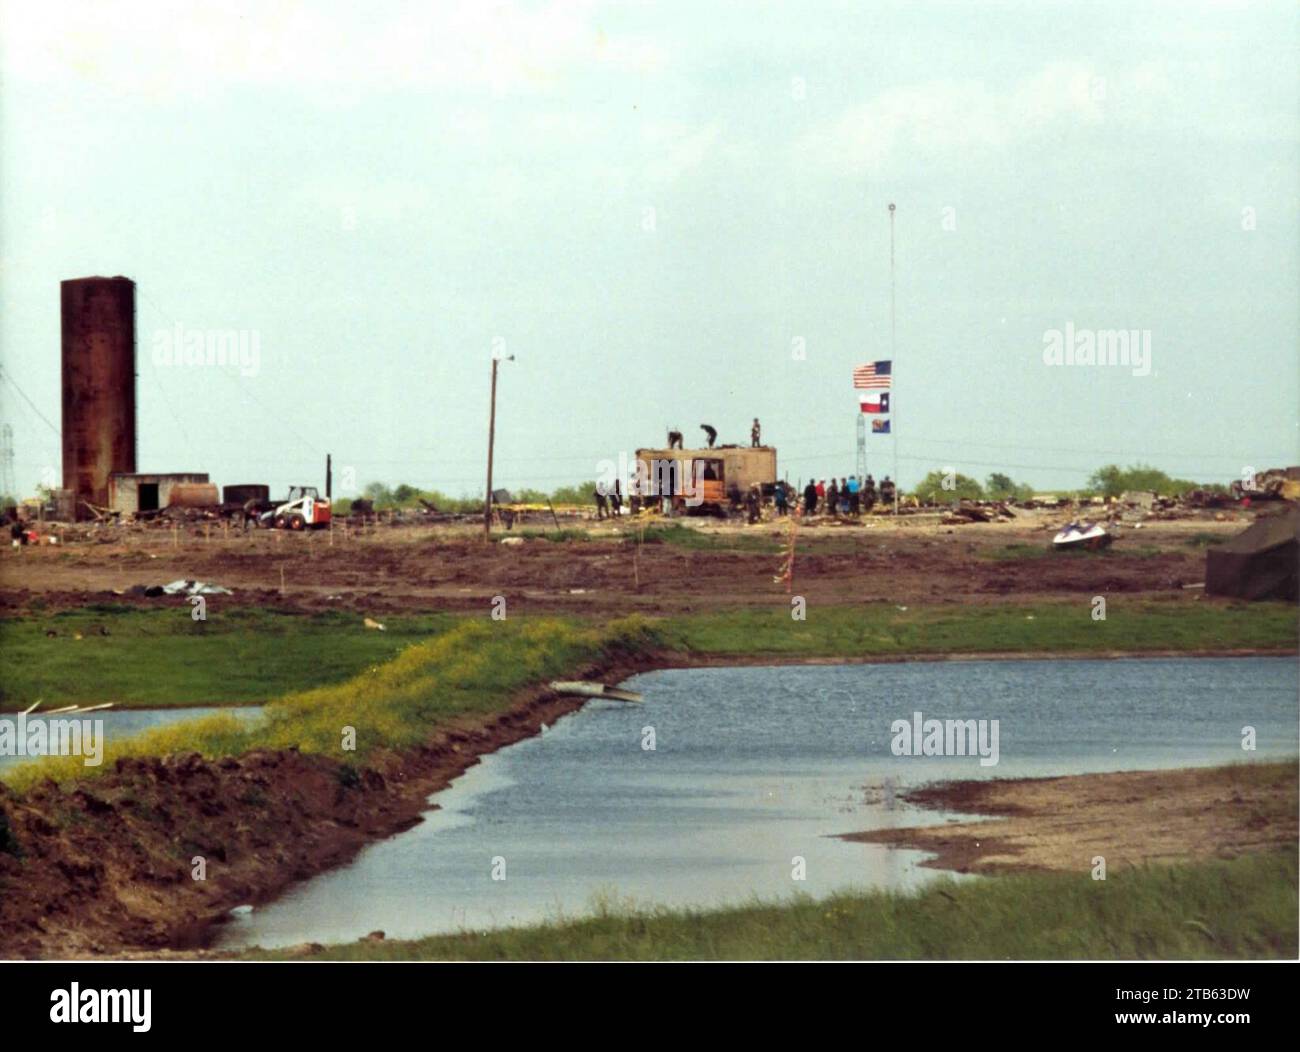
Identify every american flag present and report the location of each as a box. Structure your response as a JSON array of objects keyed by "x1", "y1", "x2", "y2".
[{"x1": 853, "y1": 360, "x2": 891, "y2": 389}]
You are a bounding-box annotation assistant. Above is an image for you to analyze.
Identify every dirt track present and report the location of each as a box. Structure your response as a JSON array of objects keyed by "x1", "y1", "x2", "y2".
[
  {"x1": 845, "y1": 762, "x2": 1298, "y2": 875},
  {"x1": 0, "y1": 511, "x2": 1233, "y2": 616}
]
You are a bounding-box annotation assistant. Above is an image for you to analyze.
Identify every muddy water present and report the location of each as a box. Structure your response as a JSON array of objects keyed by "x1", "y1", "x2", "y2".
[
  {"x1": 0, "y1": 706, "x2": 263, "y2": 773},
  {"x1": 217, "y1": 656, "x2": 1298, "y2": 950}
]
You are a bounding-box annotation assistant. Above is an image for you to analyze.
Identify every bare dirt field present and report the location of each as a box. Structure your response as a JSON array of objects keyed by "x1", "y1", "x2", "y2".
[{"x1": 0, "y1": 509, "x2": 1241, "y2": 616}]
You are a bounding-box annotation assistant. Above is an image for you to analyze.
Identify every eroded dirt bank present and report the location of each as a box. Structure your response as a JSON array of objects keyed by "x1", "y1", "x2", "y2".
[
  {"x1": 0, "y1": 648, "x2": 654, "y2": 959},
  {"x1": 845, "y1": 762, "x2": 1298, "y2": 875}
]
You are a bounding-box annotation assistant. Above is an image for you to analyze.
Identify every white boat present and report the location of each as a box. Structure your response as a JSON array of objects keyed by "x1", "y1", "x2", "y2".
[{"x1": 1052, "y1": 521, "x2": 1114, "y2": 551}]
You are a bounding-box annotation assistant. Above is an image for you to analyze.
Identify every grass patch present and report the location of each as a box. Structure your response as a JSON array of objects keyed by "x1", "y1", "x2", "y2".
[
  {"x1": 0, "y1": 608, "x2": 460, "y2": 710},
  {"x1": 0, "y1": 615, "x2": 659, "y2": 794},
  {"x1": 504, "y1": 529, "x2": 590, "y2": 543},
  {"x1": 637, "y1": 523, "x2": 783, "y2": 554},
  {"x1": 244, "y1": 850, "x2": 1297, "y2": 961},
  {"x1": 663, "y1": 600, "x2": 1298, "y2": 658}
]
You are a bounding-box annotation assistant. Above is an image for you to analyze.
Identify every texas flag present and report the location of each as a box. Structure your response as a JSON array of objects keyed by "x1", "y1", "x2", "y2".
[
  {"x1": 871, "y1": 419, "x2": 891, "y2": 434},
  {"x1": 859, "y1": 392, "x2": 890, "y2": 414}
]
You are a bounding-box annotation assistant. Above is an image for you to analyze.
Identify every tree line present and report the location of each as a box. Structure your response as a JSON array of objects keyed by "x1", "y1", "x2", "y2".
[{"x1": 343, "y1": 462, "x2": 1228, "y2": 514}]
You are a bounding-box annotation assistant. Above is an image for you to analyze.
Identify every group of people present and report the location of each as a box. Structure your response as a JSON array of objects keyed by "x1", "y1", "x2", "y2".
[
  {"x1": 593, "y1": 478, "x2": 624, "y2": 518},
  {"x1": 771, "y1": 474, "x2": 896, "y2": 517},
  {"x1": 667, "y1": 418, "x2": 762, "y2": 450},
  {"x1": 593, "y1": 463, "x2": 897, "y2": 521}
]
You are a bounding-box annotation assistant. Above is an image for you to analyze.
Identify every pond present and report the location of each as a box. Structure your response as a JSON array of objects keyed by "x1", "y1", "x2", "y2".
[{"x1": 214, "y1": 656, "x2": 1298, "y2": 950}]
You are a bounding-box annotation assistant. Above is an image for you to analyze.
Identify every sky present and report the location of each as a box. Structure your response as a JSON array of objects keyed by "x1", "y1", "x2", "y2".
[{"x1": 1, "y1": 0, "x2": 1297, "y2": 500}]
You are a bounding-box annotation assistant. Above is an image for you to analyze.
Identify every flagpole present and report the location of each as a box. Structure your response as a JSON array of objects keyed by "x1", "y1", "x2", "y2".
[{"x1": 889, "y1": 202, "x2": 898, "y2": 516}]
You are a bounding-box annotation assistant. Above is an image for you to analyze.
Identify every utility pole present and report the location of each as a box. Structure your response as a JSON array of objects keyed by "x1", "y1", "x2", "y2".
[{"x1": 484, "y1": 354, "x2": 514, "y2": 539}]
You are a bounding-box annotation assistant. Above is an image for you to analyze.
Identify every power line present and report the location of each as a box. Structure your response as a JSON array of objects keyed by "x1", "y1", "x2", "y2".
[
  {"x1": 135, "y1": 287, "x2": 327, "y2": 460},
  {"x1": 0, "y1": 366, "x2": 61, "y2": 437}
]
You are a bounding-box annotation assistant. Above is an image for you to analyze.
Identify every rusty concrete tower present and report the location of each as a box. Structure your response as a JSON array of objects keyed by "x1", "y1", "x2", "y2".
[{"x1": 61, "y1": 276, "x2": 137, "y2": 517}]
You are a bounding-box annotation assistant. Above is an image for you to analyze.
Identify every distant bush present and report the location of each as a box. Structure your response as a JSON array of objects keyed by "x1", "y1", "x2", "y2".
[
  {"x1": 356, "y1": 480, "x2": 594, "y2": 513},
  {"x1": 914, "y1": 470, "x2": 984, "y2": 503},
  {"x1": 1087, "y1": 463, "x2": 1203, "y2": 499},
  {"x1": 985, "y1": 472, "x2": 1035, "y2": 502}
]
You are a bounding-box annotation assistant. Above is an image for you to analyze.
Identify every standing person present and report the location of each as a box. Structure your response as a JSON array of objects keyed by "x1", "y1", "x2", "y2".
[
  {"x1": 863, "y1": 474, "x2": 877, "y2": 512},
  {"x1": 880, "y1": 475, "x2": 896, "y2": 509},
  {"x1": 803, "y1": 479, "x2": 818, "y2": 515},
  {"x1": 826, "y1": 478, "x2": 839, "y2": 518},
  {"x1": 593, "y1": 486, "x2": 608, "y2": 520},
  {"x1": 610, "y1": 478, "x2": 622, "y2": 517},
  {"x1": 815, "y1": 478, "x2": 826, "y2": 511},
  {"x1": 751, "y1": 418, "x2": 761, "y2": 447},
  {"x1": 745, "y1": 484, "x2": 761, "y2": 524},
  {"x1": 773, "y1": 481, "x2": 788, "y2": 516},
  {"x1": 847, "y1": 474, "x2": 860, "y2": 516},
  {"x1": 700, "y1": 424, "x2": 717, "y2": 449}
]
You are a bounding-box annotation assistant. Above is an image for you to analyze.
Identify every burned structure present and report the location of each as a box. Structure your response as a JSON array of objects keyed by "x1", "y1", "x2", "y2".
[{"x1": 109, "y1": 473, "x2": 213, "y2": 516}]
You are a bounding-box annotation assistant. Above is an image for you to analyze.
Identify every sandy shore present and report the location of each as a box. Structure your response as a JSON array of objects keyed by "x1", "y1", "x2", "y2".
[{"x1": 844, "y1": 761, "x2": 1298, "y2": 874}]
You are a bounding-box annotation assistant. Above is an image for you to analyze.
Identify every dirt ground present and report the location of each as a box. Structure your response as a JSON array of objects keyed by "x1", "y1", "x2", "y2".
[
  {"x1": 845, "y1": 762, "x2": 1298, "y2": 874},
  {"x1": 0, "y1": 508, "x2": 1242, "y2": 616}
]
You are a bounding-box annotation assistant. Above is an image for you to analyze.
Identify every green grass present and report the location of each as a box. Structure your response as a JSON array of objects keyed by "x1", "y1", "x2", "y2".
[
  {"x1": 2, "y1": 600, "x2": 1292, "y2": 792},
  {"x1": 4, "y1": 600, "x2": 1293, "y2": 712},
  {"x1": 637, "y1": 523, "x2": 785, "y2": 554},
  {"x1": 0, "y1": 607, "x2": 461, "y2": 711},
  {"x1": 0, "y1": 615, "x2": 658, "y2": 794},
  {"x1": 663, "y1": 600, "x2": 1298, "y2": 658},
  {"x1": 243, "y1": 850, "x2": 1298, "y2": 960},
  {"x1": 503, "y1": 528, "x2": 590, "y2": 543}
]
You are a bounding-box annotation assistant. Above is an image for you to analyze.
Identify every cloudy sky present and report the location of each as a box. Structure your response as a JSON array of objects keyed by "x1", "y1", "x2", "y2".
[{"x1": 2, "y1": 0, "x2": 1296, "y2": 498}]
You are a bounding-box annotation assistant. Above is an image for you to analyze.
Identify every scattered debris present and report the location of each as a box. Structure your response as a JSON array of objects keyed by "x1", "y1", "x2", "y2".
[
  {"x1": 363, "y1": 618, "x2": 386, "y2": 631},
  {"x1": 132, "y1": 580, "x2": 233, "y2": 597},
  {"x1": 1119, "y1": 490, "x2": 1158, "y2": 509}
]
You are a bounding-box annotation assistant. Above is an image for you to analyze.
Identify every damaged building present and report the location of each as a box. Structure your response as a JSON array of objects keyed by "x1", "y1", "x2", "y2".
[{"x1": 109, "y1": 473, "x2": 215, "y2": 516}]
